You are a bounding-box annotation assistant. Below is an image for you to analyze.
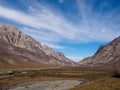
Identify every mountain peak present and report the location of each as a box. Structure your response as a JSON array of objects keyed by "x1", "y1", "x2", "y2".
[
  {"x1": 0, "y1": 24, "x2": 42, "y2": 52},
  {"x1": 78, "y1": 36, "x2": 120, "y2": 68},
  {"x1": 0, "y1": 24, "x2": 75, "y2": 67}
]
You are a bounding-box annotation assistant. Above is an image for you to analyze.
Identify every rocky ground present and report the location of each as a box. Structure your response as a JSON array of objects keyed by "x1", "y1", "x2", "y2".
[{"x1": 9, "y1": 80, "x2": 83, "y2": 90}]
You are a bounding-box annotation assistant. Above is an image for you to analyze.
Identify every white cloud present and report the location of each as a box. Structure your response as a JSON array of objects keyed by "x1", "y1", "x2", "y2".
[
  {"x1": 67, "y1": 55, "x2": 85, "y2": 62},
  {"x1": 0, "y1": 1, "x2": 119, "y2": 61},
  {"x1": 76, "y1": 0, "x2": 120, "y2": 42},
  {"x1": 21, "y1": 27, "x2": 61, "y2": 43},
  {"x1": 20, "y1": 27, "x2": 65, "y2": 49},
  {"x1": 0, "y1": 1, "x2": 119, "y2": 49},
  {"x1": 0, "y1": 6, "x2": 79, "y2": 40},
  {"x1": 58, "y1": 0, "x2": 64, "y2": 3},
  {"x1": 42, "y1": 43, "x2": 65, "y2": 49}
]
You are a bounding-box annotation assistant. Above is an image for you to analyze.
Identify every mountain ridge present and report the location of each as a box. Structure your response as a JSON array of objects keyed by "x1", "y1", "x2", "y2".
[
  {"x1": 78, "y1": 36, "x2": 120, "y2": 69},
  {"x1": 0, "y1": 23, "x2": 75, "y2": 67}
]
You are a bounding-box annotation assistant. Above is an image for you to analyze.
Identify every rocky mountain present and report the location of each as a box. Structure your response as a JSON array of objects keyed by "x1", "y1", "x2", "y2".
[
  {"x1": 0, "y1": 23, "x2": 75, "y2": 67},
  {"x1": 78, "y1": 36, "x2": 120, "y2": 68}
]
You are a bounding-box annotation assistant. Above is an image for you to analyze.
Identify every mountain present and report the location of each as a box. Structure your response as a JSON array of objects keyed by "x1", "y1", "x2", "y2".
[
  {"x1": 0, "y1": 23, "x2": 75, "y2": 67},
  {"x1": 78, "y1": 36, "x2": 120, "y2": 69}
]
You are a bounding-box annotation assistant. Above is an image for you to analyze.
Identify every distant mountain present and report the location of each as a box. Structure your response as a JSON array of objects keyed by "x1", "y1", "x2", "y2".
[
  {"x1": 78, "y1": 36, "x2": 120, "y2": 69},
  {"x1": 0, "y1": 24, "x2": 75, "y2": 67}
]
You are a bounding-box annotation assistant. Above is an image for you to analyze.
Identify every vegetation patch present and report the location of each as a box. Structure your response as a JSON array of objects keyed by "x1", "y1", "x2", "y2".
[
  {"x1": 0, "y1": 68, "x2": 113, "y2": 89},
  {"x1": 70, "y1": 76, "x2": 120, "y2": 90}
]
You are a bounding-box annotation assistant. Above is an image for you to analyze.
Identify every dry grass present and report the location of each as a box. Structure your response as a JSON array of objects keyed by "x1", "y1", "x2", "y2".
[
  {"x1": 70, "y1": 76, "x2": 120, "y2": 90},
  {"x1": 0, "y1": 68, "x2": 111, "y2": 89}
]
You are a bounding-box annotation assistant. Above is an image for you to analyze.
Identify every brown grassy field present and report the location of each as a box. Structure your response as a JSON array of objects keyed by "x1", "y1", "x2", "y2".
[
  {"x1": 0, "y1": 67, "x2": 110, "y2": 89},
  {"x1": 0, "y1": 67, "x2": 119, "y2": 90},
  {"x1": 70, "y1": 76, "x2": 120, "y2": 90}
]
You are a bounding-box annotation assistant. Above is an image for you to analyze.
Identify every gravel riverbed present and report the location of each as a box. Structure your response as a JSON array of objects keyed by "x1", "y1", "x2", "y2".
[{"x1": 9, "y1": 80, "x2": 83, "y2": 90}]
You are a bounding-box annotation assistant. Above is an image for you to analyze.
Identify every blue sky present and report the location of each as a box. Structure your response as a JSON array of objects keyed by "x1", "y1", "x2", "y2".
[{"x1": 0, "y1": 0, "x2": 120, "y2": 62}]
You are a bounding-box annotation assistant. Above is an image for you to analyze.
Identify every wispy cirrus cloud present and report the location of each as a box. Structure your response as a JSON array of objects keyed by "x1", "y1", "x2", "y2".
[
  {"x1": 58, "y1": 0, "x2": 64, "y2": 3},
  {"x1": 20, "y1": 27, "x2": 64, "y2": 49},
  {"x1": 21, "y1": 27, "x2": 61, "y2": 43},
  {"x1": 0, "y1": 5, "x2": 80, "y2": 40},
  {"x1": 0, "y1": 5, "x2": 77, "y2": 49},
  {"x1": 76, "y1": 0, "x2": 120, "y2": 41},
  {"x1": 0, "y1": 0, "x2": 119, "y2": 62},
  {"x1": 42, "y1": 43, "x2": 65, "y2": 49},
  {"x1": 0, "y1": 0, "x2": 119, "y2": 49},
  {"x1": 67, "y1": 55, "x2": 85, "y2": 62}
]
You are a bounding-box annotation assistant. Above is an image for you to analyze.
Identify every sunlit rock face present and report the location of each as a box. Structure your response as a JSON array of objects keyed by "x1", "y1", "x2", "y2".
[
  {"x1": 0, "y1": 23, "x2": 75, "y2": 66},
  {"x1": 78, "y1": 36, "x2": 120, "y2": 68}
]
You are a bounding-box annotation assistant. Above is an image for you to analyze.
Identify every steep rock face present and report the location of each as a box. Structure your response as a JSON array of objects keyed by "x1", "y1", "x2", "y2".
[
  {"x1": 0, "y1": 24, "x2": 74, "y2": 66},
  {"x1": 0, "y1": 24, "x2": 43, "y2": 52},
  {"x1": 78, "y1": 36, "x2": 120, "y2": 67},
  {"x1": 42, "y1": 45, "x2": 72, "y2": 64}
]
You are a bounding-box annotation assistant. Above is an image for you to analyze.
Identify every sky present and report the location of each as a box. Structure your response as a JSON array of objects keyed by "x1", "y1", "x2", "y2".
[{"x1": 0, "y1": 0, "x2": 120, "y2": 62}]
